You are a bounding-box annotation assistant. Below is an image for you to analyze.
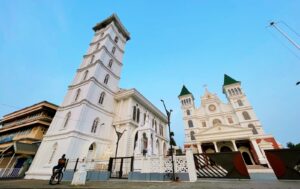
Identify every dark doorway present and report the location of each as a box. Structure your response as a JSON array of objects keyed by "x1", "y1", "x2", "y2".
[
  {"x1": 108, "y1": 156, "x2": 134, "y2": 179},
  {"x1": 242, "y1": 152, "x2": 253, "y2": 165},
  {"x1": 220, "y1": 146, "x2": 232, "y2": 152}
]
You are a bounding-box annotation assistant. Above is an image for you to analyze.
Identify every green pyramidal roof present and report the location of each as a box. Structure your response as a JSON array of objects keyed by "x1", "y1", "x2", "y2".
[
  {"x1": 178, "y1": 85, "x2": 192, "y2": 97},
  {"x1": 223, "y1": 74, "x2": 240, "y2": 86}
]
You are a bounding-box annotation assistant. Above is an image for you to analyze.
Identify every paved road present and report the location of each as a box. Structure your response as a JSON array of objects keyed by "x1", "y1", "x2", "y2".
[{"x1": 0, "y1": 179, "x2": 299, "y2": 189}]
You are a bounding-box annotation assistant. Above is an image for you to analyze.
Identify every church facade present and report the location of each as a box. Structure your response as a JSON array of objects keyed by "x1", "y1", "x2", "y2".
[
  {"x1": 25, "y1": 14, "x2": 168, "y2": 180},
  {"x1": 179, "y1": 74, "x2": 280, "y2": 167}
]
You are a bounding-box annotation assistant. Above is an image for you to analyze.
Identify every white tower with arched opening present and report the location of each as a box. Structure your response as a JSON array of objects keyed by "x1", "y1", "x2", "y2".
[{"x1": 25, "y1": 14, "x2": 131, "y2": 179}]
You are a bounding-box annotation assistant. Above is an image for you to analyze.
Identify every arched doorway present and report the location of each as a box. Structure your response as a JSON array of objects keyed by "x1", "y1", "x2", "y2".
[
  {"x1": 242, "y1": 152, "x2": 253, "y2": 165},
  {"x1": 163, "y1": 142, "x2": 167, "y2": 156},
  {"x1": 87, "y1": 143, "x2": 96, "y2": 161},
  {"x1": 133, "y1": 132, "x2": 138, "y2": 151},
  {"x1": 220, "y1": 146, "x2": 232, "y2": 152},
  {"x1": 156, "y1": 140, "x2": 160, "y2": 155}
]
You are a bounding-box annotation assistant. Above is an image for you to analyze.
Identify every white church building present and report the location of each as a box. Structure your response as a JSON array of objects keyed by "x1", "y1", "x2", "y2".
[
  {"x1": 25, "y1": 14, "x2": 169, "y2": 180},
  {"x1": 179, "y1": 74, "x2": 281, "y2": 167}
]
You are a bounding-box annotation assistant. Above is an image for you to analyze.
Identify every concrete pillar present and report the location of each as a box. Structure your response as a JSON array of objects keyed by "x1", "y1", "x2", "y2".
[
  {"x1": 250, "y1": 139, "x2": 267, "y2": 164},
  {"x1": 186, "y1": 148, "x2": 197, "y2": 182},
  {"x1": 213, "y1": 141, "x2": 219, "y2": 152},
  {"x1": 197, "y1": 143, "x2": 203, "y2": 153},
  {"x1": 231, "y1": 140, "x2": 238, "y2": 151},
  {"x1": 71, "y1": 161, "x2": 87, "y2": 185}
]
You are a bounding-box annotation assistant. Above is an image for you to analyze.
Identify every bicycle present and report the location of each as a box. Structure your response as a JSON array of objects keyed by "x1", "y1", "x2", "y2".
[{"x1": 49, "y1": 168, "x2": 64, "y2": 185}]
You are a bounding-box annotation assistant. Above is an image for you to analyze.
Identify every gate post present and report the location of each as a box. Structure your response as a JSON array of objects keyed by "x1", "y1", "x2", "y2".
[{"x1": 186, "y1": 148, "x2": 197, "y2": 182}]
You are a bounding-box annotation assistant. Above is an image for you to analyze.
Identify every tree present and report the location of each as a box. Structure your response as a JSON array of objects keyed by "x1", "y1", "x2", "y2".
[
  {"x1": 287, "y1": 142, "x2": 300, "y2": 149},
  {"x1": 170, "y1": 131, "x2": 177, "y2": 146}
]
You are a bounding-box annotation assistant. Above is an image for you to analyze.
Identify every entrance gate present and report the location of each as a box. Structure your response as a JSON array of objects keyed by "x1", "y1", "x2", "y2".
[
  {"x1": 108, "y1": 156, "x2": 133, "y2": 179},
  {"x1": 193, "y1": 152, "x2": 250, "y2": 179},
  {"x1": 265, "y1": 149, "x2": 300, "y2": 180}
]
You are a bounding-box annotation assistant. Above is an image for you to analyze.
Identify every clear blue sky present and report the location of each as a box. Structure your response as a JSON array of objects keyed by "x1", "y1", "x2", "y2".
[{"x1": 0, "y1": 0, "x2": 299, "y2": 147}]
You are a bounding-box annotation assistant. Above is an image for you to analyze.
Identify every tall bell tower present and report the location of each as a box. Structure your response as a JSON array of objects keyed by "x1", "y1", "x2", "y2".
[
  {"x1": 26, "y1": 14, "x2": 130, "y2": 180},
  {"x1": 222, "y1": 74, "x2": 264, "y2": 134}
]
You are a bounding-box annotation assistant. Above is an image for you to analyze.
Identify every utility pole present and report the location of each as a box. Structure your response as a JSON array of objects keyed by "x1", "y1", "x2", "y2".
[{"x1": 161, "y1": 99, "x2": 176, "y2": 181}]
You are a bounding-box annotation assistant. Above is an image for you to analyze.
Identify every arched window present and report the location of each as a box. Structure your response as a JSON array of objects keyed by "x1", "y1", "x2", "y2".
[
  {"x1": 238, "y1": 88, "x2": 242, "y2": 94},
  {"x1": 213, "y1": 119, "x2": 222, "y2": 126},
  {"x1": 114, "y1": 36, "x2": 119, "y2": 43},
  {"x1": 91, "y1": 118, "x2": 99, "y2": 133},
  {"x1": 228, "y1": 117, "x2": 233, "y2": 124},
  {"x1": 248, "y1": 124, "x2": 258, "y2": 134},
  {"x1": 74, "y1": 88, "x2": 81, "y2": 102},
  {"x1": 82, "y1": 70, "x2": 89, "y2": 81},
  {"x1": 63, "y1": 112, "x2": 71, "y2": 128},
  {"x1": 228, "y1": 89, "x2": 232, "y2": 96},
  {"x1": 190, "y1": 131, "x2": 195, "y2": 140},
  {"x1": 237, "y1": 99, "x2": 243, "y2": 106},
  {"x1": 231, "y1": 89, "x2": 235, "y2": 95},
  {"x1": 90, "y1": 55, "x2": 95, "y2": 64},
  {"x1": 234, "y1": 88, "x2": 239, "y2": 95},
  {"x1": 112, "y1": 47, "x2": 116, "y2": 54},
  {"x1": 49, "y1": 143, "x2": 58, "y2": 163},
  {"x1": 133, "y1": 106, "x2": 136, "y2": 121},
  {"x1": 108, "y1": 59, "x2": 113, "y2": 68},
  {"x1": 137, "y1": 108, "x2": 140, "y2": 123},
  {"x1": 188, "y1": 120, "x2": 194, "y2": 128},
  {"x1": 99, "y1": 92, "x2": 105, "y2": 105},
  {"x1": 104, "y1": 74, "x2": 109, "y2": 84},
  {"x1": 242, "y1": 111, "x2": 251, "y2": 120},
  {"x1": 186, "y1": 110, "x2": 191, "y2": 115},
  {"x1": 96, "y1": 43, "x2": 100, "y2": 50}
]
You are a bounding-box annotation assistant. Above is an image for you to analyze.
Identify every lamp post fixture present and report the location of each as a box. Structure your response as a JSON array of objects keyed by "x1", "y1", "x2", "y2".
[
  {"x1": 161, "y1": 99, "x2": 176, "y2": 181},
  {"x1": 113, "y1": 125, "x2": 127, "y2": 159}
]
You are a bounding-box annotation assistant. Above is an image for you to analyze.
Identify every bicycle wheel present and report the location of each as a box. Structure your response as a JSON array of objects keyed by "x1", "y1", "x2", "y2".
[
  {"x1": 49, "y1": 172, "x2": 61, "y2": 185},
  {"x1": 49, "y1": 174, "x2": 56, "y2": 185},
  {"x1": 57, "y1": 172, "x2": 63, "y2": 184}
]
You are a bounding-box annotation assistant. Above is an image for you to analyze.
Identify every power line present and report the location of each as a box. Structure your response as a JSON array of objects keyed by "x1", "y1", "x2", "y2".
[
  {"x1": 279, "y1": 21, "x2": 300, "y2": 38},
  {"x1": 267, "y1": 27, "x2": 300, "y2": 61}
]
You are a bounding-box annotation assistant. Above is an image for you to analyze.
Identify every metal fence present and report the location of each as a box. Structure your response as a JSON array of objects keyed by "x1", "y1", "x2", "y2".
[
  {"x1": 265, "y1": 149, "x2": 300, "y2": 180},
  {"x1": 193, "y1": 152, "x2": 250, "y2": 179}
]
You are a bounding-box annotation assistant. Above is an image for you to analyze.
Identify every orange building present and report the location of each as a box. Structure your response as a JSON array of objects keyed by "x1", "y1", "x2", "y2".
[{"x1": 0, "y1": 101, "x2": 57, "y2": 178}]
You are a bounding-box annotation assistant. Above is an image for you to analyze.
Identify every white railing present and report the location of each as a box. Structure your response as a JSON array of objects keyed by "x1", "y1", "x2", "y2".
[
  {"x1": 134, "y1": 155, "x2": 189, "y2": 173},
  {"x1": 65, "y1": 158, "x2": 109, "y2": 172},
  {"x1": 0, "y1": 168, "x2": 23, "y2": 178}
]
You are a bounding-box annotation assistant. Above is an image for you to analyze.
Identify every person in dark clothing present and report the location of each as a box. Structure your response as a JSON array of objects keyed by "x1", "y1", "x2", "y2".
[{"x1": 52, "y1": 154, "x2": 66, "y2": 176}]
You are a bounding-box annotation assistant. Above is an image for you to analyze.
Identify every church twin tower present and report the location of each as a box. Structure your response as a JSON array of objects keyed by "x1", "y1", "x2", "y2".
[{"x1": 178, "y1": 74, "x2": 279, "y2": 166}]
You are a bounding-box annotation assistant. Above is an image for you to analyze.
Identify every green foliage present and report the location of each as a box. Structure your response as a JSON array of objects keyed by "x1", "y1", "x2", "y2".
[
  {"x1": 287, "y1": 142, "x2": 300, "y2": 149},
  {"x1": 170, "y1": 131, "x2": 176, "y2": 146}
]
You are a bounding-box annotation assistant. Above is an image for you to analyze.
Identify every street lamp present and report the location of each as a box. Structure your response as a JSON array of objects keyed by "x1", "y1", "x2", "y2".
[
  {"x1": 112, "y1": 125, "x2": 127, "y2": 158},
  {"x1": 161, "y1": 99, "x2": 176, "y2": 181}
]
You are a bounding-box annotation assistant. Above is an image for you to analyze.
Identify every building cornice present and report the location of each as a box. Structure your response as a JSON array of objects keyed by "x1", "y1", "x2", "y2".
[
  {"x1": 68, "y1": 76, "x2": 116, "y2": 96},
  {"x1": 94, "y1": 22, "x2": 127, "y2": 44},
  {"x1": 76, "y1": 59, "x2": 120, "y2": 80},
  {"x1": 0, "y1": 120, "x2": 50, "y2": 134},
  {"x1": 58, "y1": 99, "x2": 114, "y2": 117},
  {"x1": 115, "y1": 89, "x2": 167, "y2": 122},
  {"x1": 92, "y1": 14, "x2": 130, "y2": 41},
  {"x1": 90, "y1": 33, "x2": 124, "y2": 54},
  {"x1": 2, "y1": 101, "x2": 58, "y2": 122},
  {"x1": 83, "y1": 45, "x2": 123, "y2": 66},
  {"x1": 44, "y1": 129, "x2": 112, "y2": 143}
]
